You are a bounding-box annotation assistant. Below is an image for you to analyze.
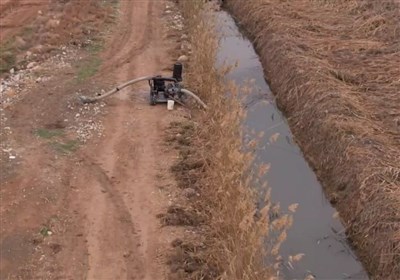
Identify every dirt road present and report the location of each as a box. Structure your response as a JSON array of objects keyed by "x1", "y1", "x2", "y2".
[
  {"x1": 78, "y1": 0, "x2": 178, "y2": 279},
  {"x1": 1, "y1": 0, "x2": 181, "y2": 279}
]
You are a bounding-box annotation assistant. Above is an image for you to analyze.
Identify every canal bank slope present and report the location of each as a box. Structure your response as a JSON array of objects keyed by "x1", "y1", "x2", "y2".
[{"x1": 227, "y1": 0, "x2": 400, "y2": 278}]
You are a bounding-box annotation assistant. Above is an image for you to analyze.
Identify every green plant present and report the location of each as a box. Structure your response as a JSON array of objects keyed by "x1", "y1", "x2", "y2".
[
  {"x1": 35, "y1": 128, "x2": 64, "y2": 139},
  {"x1": 40, "y1": 226, "x2": 52, "y2": 237},
  {"x1": 51, "y1": 140, "x2": 79, "y2": 154},
  {"x1": 77, "y1": 56, "x2": 102, "y2": 82},
  {"x1": 0, "y1": 41, "x2": 16, "y2": 73}
]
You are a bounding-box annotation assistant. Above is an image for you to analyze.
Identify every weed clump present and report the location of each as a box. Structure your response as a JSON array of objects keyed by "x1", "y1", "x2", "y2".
[{"x1": 0, "y1": 42, "x2": 16, "y2": 73}]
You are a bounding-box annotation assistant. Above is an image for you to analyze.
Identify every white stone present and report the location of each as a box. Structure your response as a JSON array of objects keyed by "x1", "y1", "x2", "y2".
[
  {"x1": 178, "y1": 55, "x2": 189, "y2": 62},
  {"x1": 27, "y1": 62, "x2": 36, "y2": 69}
]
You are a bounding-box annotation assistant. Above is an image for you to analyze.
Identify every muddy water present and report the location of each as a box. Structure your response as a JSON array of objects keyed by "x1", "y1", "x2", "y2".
[{"x1": 216, "y1": 11, "x2": 368, "y2": 280}]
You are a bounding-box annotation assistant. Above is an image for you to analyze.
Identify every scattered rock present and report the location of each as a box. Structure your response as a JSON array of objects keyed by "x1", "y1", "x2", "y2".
[
  {"x1": 27, "y1": 62, "x2": 37, "y2": 69},
  {"x1": 46, "y1": 19, "x2": 60, "y2": 29},
  {"x1": 182, "y1": 188, "x2": 197, "y2": 198},
  {"x1": 9, "y1": 68, "x2": 15, "y2": 74},
  {"x1": 178, "y1": 55, "x2": 188, "y2": 62},
  {"x1": 14, "y1": 36, "x2": 27, "y2": 49},
  {"x1": 5, "y1": 89, "x2": 16, "y2": 98},
  {"x1": 181, "y1": 42, "x2": 192, "y2": 51},
  {"x1": 32, "y1": 45, "x2": 44, "y2": 54}
]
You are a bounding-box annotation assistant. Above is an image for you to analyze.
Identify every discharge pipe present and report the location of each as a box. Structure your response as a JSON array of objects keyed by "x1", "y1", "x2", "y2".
[
  {"x1": 181, "y1": 89, "x2": 207, "y2": 110},
  {"x1": 78, "y1": 76, "x2": 153, "y2": 104},
  {"x1": 78, "y1": 76, "x2": 207, "y2": 110}
]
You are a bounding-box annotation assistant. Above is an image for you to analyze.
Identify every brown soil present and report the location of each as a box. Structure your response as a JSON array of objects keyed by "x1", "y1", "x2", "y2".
[
  {"x1": 0, "y1": 0, "x2": 48, "y2": 40},
  {"x1": 228, "y1": 0, "x2": 400, "y2": 278},
  {"x1": 1, "y1": 0, "x2": 184, "y2": 279},
  {"x1": 0, "y1": 0, "x2": 115, "y2": 74}
]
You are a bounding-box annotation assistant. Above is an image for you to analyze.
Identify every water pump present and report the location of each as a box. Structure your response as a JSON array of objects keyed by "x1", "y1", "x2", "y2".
[
  {"x1": 79, "y1": 62, "x2": 207, "y2": 110},
  {"x1": 148, "y1": 63, "x2": 184, "y2": 105}
]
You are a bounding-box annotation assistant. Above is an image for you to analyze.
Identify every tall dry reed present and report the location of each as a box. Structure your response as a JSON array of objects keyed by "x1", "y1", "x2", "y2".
[{"x1": 167, "y1": 1, "x2": 294, "y2": 279}]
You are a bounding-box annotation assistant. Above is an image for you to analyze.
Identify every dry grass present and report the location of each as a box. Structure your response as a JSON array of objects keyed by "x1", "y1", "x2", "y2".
[
  {"x1": 165, "y1": 1, "x2": 294, "y2": 279},
  {"x1": 227, "y1": 0, "x2": 400, "y2": 278}
]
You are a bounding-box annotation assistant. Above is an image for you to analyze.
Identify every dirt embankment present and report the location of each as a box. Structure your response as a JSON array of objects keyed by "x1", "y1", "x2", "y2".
[{"x1": 227, "y1": 0, "x2": 400, "y2": 278}]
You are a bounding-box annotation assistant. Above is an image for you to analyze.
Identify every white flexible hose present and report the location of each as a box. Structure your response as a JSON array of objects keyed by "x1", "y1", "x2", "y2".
[
  {"x1": 181, "y1": 89, "x2": 208, "y2": 110},
  {"x1": 79, "y1": 76, "x2": 153, "y2": 103},
  {"x1": 78, "y1": 76, "x2": 207, "y2": 110}
]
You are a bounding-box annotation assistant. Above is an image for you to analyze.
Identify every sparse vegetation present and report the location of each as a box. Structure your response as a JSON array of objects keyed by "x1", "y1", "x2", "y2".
[
  {"x1": 35, "y1": 128, "x2": 64, "y2": 139},
  {"x1": 0, "y1": 42, "x2": 16, "y2": 73},
  {"x1": 77, "y1": 56, "x2": 102, "y2": 82},
  {"x1": 86, "y1": 39, "x2": 105, "y2": 54},
  {"x1": 227, "y1": 0, "x2": 400, "y2": 278},
  {"x1": 40, "y1": 226, "x2": 53, "y2": 237},
  {"x1": 0, "y1": 0, "x2": 116, "y2": 78},
  {"x1": 51, "y1": 140, "x2": 79, "y2": 154},
  {"x1": 165, "y1": 1, "x2": 293, "y2": 279},
  {"x1": 34, "y1": 128, "x2": 78, "y2": 154}
]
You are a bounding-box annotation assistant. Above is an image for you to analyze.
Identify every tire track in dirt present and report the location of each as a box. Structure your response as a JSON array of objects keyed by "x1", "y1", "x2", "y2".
[
  {"x1": 74, "y1": 158, "x2": 143, "y2": 280},
  {"x1": 101, "y1": 0, "x2": 155, "y2": 72}
]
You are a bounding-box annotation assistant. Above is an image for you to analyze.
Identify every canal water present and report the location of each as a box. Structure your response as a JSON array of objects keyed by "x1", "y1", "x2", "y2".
[{"x1": 216, "y1": 10, "x2": 368, "y2": 280}]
